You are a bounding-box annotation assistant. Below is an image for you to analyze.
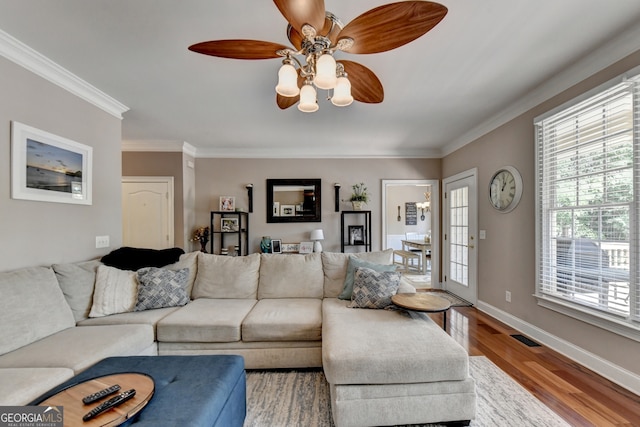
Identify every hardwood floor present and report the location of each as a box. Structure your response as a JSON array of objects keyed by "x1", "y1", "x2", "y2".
[{"x1": 428, "y1": 306, "x2": 640, "y2": 426}]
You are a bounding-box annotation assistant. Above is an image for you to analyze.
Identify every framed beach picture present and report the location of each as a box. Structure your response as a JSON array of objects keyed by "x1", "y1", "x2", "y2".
[
  {"x1": 11, "y1": 121, "x2": 92, "y2": 205},
  {"x1": 220, "y1": 196, "x2": 235, "y2": 211}
]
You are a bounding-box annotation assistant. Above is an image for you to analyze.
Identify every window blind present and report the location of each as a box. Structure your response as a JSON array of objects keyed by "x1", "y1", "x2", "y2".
[{"x1": 536, "y1": 74, "x2": 639, "y2": 325}]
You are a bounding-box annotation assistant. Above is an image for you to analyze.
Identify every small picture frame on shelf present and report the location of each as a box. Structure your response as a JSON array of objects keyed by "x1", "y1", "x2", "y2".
[
  {"x1": 299, "y1": 242, "x2": 313, "y2": 254},
  {"x1": 349, "y1": 225, "x2": 365, "y2": 245},
  {"x1": 280, "y1": 205, "x2": 295, "y2": 216},
  {"x1": 271, "y1": 239, "x2": 282, "y2": 254},
  {"x1": 282, "y1": 243, "x2": 300, "y2": 253},
  {"x1": 220, "y1": 196, "x2": 235, "y2": 211},
  {"x1": 221, "y1": 218, "x2": 239, "y2": 232}
]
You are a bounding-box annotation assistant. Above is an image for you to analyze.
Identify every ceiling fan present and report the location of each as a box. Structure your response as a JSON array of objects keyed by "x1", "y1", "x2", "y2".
[{"x1": 189, "y1": 0, "x2": 447, "y2": 112}]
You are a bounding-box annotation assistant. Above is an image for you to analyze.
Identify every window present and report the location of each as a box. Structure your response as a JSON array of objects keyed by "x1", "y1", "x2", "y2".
[{"x1": 535, "y1": 67, "x2": 640, "y2": 338}]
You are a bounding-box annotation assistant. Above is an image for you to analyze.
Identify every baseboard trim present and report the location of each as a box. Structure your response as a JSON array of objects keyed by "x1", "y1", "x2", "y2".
[{"x1": 476, "y1": 300, "x2": 640, "y2": 395}]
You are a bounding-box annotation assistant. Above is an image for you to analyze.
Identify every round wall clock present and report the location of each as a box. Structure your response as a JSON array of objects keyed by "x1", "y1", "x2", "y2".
[{"x1": 489, "y1": 166, "x2": 523, "y2": 213}]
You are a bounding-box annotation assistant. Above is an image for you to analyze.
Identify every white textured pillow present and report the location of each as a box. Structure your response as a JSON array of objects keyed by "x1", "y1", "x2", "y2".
[{"x1": 89, "y1": 265, "x2": 138, "y2": 317}]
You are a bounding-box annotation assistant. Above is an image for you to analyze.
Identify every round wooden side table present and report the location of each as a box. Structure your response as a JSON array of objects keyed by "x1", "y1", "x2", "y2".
[{"x1": 392, "y1": 293, "x2": 452, "y2": 331}]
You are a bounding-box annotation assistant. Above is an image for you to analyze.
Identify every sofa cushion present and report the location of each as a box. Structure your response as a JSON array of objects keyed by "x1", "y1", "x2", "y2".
[
  {"x1": 0, "y1": 267, "x2": 75, "y2": 356},
  {"x1": 0, "y1": 324, "x2": 155, "y2": 373},
  {"x1": 258, "y1": 253, "x2": 323, "y2": 299},
  {"x1": 348, "y1": 267, "x2": 401, "y2": 309},
  {"x1": 135, "y1": 267, "x2": 190, "y2": 311},
  {"x1": 0, "y1": 368, "x2": 75, "y2": 406},
  {"x1": 89, "y1": 265, "x2": 138, "y2": 317},
  {"x1": 192, "y1": 253, "x2": 260, "y2": 299},
  {"x1": 77, "y1": 307, "x2": 180, "y2": 340},
  {"x1": 242, "y1": 298, "x2": 322, "y2": 342},
  {"x1": 339, "y1": 257, "x2": 398, "y2": 300},
  {"x1": 157, "y1": 299, "x2": 257, "y2": 343},
  {"x1": 322, "y1": 249, "x2": 394, "y2": 298},
  {"x1": 52, "y1": 259, "x2": 102, "y2": 322},
  {"x1": 322, "y1": 298, "x2": 469, "y2": 385}
]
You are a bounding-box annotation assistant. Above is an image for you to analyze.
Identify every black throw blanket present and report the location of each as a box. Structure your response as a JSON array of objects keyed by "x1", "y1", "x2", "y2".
[{"x1": 101, "y1": 247, "x2": 185, "y2": 271}]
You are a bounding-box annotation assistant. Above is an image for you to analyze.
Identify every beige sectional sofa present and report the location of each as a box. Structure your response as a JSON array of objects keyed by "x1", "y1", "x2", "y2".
[{"x1": 0, "y1": 249, "x2": 476, "y2": 426}]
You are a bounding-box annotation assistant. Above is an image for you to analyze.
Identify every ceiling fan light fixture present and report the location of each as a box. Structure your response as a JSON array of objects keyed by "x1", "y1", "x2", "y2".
[
  {"x1": 298, "y1": 83, "x2": 319, "y2": 113},
  {"x1": 275, "y1": 62, "x2": 300, "y2": 97},
  {"x1": 313, "y1": 53, "x2": 337, "y2": 90},
  {"x1": 331, "y1": 76, "x2": 353, "y2": 107}
]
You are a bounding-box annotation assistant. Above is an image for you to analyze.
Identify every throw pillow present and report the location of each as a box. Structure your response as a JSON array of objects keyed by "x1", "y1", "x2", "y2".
[
  {"x1": 88, "y1": 265, "x2": 138, "y2": 317},
  {"x1": 135, "y1": 267, "x2": 190, "y2": 311},
  {"x1": 338, "y1": 257, "x2": 397, "y2": 300},
  {"x1": 349, "y1": 267, "x2": 401, "y2": 309}
]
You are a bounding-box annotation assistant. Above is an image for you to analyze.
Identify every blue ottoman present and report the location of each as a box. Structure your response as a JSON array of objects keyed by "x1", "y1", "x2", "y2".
[{"x1": 32, "y1": 355, "x2": 246, "y2": 427}]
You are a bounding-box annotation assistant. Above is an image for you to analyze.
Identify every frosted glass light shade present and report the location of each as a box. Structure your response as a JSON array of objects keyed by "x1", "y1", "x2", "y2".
[
  {"x1": 298, "y1": 84, "x2": 319, "y2": 113},
  {"x1": 275, "y1": 63, "x2": 300, "y2": 97},
  {"x1": 313, "y1": 54, "x2": 337, "y2": 90},
  {"x1": 331, "y1": 76, "x2": 353, "y2": 107}
]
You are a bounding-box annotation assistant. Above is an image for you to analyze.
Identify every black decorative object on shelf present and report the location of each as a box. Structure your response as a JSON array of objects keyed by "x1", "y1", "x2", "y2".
[
  {"x1": 341, "y1": 210, "x2": 371, "y2": 253},
  {"x1": 334, "y1": 183, "x2": 341, "y2": 212},
  {"x1": 210, "y1": 211, "x2": 249, "y2": 255},
  {"x1": 246, "y1": 184, "x2": 253, "y2": 213}
]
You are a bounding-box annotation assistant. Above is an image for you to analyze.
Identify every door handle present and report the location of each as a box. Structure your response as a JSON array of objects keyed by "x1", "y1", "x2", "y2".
[{"x1": 469, "y1": 244, "x2": 475, "y2": 249}]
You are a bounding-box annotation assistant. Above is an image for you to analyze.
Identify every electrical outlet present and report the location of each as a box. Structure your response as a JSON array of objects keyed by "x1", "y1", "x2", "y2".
[
  {"x1": 95, "y1": 235, "x2": 110, "y2": 248},
  {"x1": 505, "y1": 291, "x2": 511, "y2": 303}
]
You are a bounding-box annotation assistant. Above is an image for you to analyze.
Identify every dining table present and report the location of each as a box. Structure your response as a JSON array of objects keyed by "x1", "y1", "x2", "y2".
[{"x1": 401, "y1": 239, "x2": 431, "y2": 274}]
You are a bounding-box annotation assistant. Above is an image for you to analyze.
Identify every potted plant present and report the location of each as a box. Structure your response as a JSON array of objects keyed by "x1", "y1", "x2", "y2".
[{"x1": 349, "y1": 183, "x2": 369, "y2": 210}]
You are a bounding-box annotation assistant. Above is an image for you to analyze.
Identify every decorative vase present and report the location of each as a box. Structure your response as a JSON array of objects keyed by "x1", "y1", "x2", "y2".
[
  {"x1": 199, "y1": 236, "x2": 209, "y2": 253},
  {"x1": 260, "y1": 236, "x2": 272, "y2": 253},
  {"x1": 352, "y1": 201, "x2": 364, "y2": 210}
]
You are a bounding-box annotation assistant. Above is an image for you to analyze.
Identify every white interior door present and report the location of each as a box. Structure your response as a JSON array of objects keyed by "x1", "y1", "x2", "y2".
[
  {"x1": 443, "y1": 169, "x2": 478, "y2": 303},
  {"x1": 122, "y1": 177, "x2": 174, "y2": 249}
]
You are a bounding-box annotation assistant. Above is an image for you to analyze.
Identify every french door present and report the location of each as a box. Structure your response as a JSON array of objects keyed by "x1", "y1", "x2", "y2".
[{"x1": 443, "y1": 169, "x2": 478, "y2": 304}]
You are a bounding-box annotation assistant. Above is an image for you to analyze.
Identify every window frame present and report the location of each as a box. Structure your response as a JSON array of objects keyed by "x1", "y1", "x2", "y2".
[{"x1": 534, "y1": 65, "x2": 640, "y2": 342}]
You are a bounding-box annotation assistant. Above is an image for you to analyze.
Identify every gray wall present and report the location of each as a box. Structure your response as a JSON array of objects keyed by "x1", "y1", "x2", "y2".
[
  {"x1": 193, "y1": 158, "x2": 441, "y2": 254},
  {"x1": 0, "y1": 57, "x2": 123, "y2": 271},
  {"x1": 442, "y1": 49, "x2": 640, "y2": 376}
]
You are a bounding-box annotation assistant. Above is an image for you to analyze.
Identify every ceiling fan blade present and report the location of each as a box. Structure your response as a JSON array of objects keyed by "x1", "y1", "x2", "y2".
[
  {"x1": 339, "y1": 60, "x2": 384, "y2": 104},
  {"x1": 337, "y1": 1, "x2": 447, "y2": 54},
  {"x1": 188, "y1": 40, "x2": 290, "y2": 59},
  {"x1": 288, "y1": 14, "x2": 341, "y2": 49},
  {"x1": 277, "y1": 93, "x2": 299, "y2": 109},
  {"x1": 274, "y1": 0, "x2": 326, "y2": 35}
]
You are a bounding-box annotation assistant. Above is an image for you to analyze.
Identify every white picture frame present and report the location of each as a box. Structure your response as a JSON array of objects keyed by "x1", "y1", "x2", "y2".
[
  {"x1": 11, "y1": 121, "x2": 92, "y2": 205},
  {"x1": 221, "y1": 218, "x2": 239, "y2": 232},
  {"x1": 299, "y1": 242, "x2": 313, "y2": 254},
  {"x1": 281, "y1": 243, "x2": 300, "y2": 253},
  {"x1": 280, "y1": 205, "x2": 295, "y2": 216},
  {"x1": 273, "y1": 201, "x2": 280, "y2": 216},
  {"x1": 220, "y1": 196, "x2": 235, "y2": 211}
]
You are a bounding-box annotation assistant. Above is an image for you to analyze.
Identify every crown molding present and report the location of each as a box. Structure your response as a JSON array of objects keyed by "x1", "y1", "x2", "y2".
[
  {"x1": 122, "y1": 140, "x2": 197, "y2": 157},
  {"x1": 440, "y1": 20, "x2": 640, "y2": 157},
  {"x1": 0, "y1": 29, "x2": 129, "y2": 119},
  {"x1": 193, "y1": 146, "x2": 442, "y2": 159}
]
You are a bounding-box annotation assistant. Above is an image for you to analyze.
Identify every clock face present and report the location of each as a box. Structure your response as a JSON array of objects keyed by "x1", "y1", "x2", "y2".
[{"x1": 489, "y1": 167, "x2": 522, "y2": 212}]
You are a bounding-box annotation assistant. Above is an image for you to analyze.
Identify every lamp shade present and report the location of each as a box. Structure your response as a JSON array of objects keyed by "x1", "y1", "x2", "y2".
[
  {"x1": 331, "y1": 76, "x2": 353, "y2": 107},
  {"x1": 275, "y1": 63, "x2": 300, "y2": 97},
  {"x1": 298, "y1": 84, "x2": 319, "y2": 113},
  {"x1": 310, "y1": 229, "x2": 324, "y2": 241},
  {"x1": 313, "y1": 54, "x2": 337, "y2": 90}
]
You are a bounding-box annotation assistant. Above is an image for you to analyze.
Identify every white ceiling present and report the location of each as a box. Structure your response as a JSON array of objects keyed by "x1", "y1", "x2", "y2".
[{"x1": 1, "y1": 0, "x2": 640, "y2": 158}]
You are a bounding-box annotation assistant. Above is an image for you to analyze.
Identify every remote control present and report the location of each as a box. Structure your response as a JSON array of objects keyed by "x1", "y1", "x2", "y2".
[
  {"x1": 82, "y1": 389, "x2": 136, "y2": 422},
  {"x1": 82, "y1": 384, "x2": 121, "y2": 404}
]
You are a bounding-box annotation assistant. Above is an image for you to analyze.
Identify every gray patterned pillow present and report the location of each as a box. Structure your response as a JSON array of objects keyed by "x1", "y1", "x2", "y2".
[
  {"x1": 135, "y1": 267, "x2": 190, "y2": 311},
  {"x1": 349, "y1": 267, "x2": 401, "y2": 309}
]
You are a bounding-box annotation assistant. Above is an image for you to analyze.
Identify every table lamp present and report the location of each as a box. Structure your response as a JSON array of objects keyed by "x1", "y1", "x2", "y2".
[{"x1": 310, "y1": 229, "x2": 324, "y2": 253}]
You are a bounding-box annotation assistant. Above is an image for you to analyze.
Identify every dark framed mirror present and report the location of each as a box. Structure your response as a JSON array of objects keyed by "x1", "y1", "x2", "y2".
[{"x1": 267, "y1": 179, "x2": 321, "y2": 223}]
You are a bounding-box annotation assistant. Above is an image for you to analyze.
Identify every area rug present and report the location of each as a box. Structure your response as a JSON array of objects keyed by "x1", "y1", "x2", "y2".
[{"x1": 243, "y1": 356, "x2": 570, "y2": 427}]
